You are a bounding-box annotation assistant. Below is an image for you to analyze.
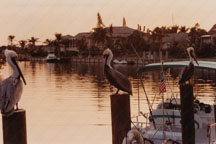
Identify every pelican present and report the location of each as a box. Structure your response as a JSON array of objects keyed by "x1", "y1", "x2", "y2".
[
  {"x1": 0, "y1": 49, "x2": 26, "y2": 115},
  {"x1": 103, "y1": 48, "x2": 132, "y2": 95},
  {"x1": 179, "y1": 47, "x2": 199, "y2": 84}
]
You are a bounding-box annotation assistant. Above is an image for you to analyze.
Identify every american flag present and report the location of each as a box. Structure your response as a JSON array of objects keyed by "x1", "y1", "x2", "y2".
[{"x1": 160, "y1": 74, "x2": 166, "y2": 93}]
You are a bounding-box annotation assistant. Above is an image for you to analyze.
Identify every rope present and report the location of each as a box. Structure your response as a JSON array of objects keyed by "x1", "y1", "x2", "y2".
[{"x1": 140, "y1": 76, "x2": 156, "y2": 129}]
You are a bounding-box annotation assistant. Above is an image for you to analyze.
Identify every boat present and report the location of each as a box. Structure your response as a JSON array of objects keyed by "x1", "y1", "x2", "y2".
[
  {"x1": 113, "y1": 59, "x2": 128, "y2": 64},
  {"x1": 131, "y1": 98, "x2": 216, "y2": 144},
  {"x1": 113, "y1": 59, "x2": 135, "y2": 65},
  {"x1": 46, "y1": 52, "x2": 60, "y2": 63},
  {"x1": 125, "y1": 61, "x2": 216, "y2": 144}
]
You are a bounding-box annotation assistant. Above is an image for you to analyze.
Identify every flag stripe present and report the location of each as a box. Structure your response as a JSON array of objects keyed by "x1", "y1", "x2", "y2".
[{"x1": 160, "y1": 76, "x2": 166, "y2": 93}]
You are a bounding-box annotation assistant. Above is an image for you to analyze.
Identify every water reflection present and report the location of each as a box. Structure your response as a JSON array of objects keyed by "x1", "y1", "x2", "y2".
[{"x1": 0, "y1": 62, "x2": 215, "y2": 144}]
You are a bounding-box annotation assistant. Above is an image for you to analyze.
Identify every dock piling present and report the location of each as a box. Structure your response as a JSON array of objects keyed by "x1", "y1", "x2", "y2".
[
  {"x1": 110, "y1": 94, "x2": 131, "y2": 144},
  {"x1": 180, "y1": 84, "x2": 195, "y2": 144},
  {"x1": 2, "y1": 109, "x2": 27, "y2": 144}
]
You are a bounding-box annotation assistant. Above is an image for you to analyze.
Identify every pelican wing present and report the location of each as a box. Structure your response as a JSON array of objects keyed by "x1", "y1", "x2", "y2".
[
  {"x1": 0, "y1": 78, "x2": 10, "y2": 110},
  {"x1": 0, "y1": 77, "x2": 23, "y2": 113},
  {"x1": 0, "y1": 82, "x2": 3, "y2": 109},
  {"x1": 105, "y1": 66, "x2": 132, "y2": 95},
  {"x1": 179, "y1": 62, "x2": 194, "y2": 84}
]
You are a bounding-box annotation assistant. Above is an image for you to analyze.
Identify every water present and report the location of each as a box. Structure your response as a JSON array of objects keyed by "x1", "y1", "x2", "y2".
[{"x1": 0, "y1": 61, "x2": 216, "y2": 144}]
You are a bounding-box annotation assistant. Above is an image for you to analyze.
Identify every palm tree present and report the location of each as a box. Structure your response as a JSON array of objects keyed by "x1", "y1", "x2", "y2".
[
  {"x1": 107, "y1": 24, "x2": 114, "y2": 48},
  {"x1": 188, "y1": 23, "x2": 208, "y2": 56},
  {"x1": 92, "y1": 27, "x2": 108, "y2": 48},
  {"x1": 54, "y1": 33, "x2": 62, "y2": 56},
  {"x1": 96, "y1": 12, "x2": 105, "y2": 28},
  {"x1": 179, "y1": 26, "x2": 189, "y2": 33},
  {"x1": 170, "y1": 25, "x2": 179, "y2": 33},
  {"x1": 28, "y1": 37, "x2": 39, "y2": 55},
  {"x1": 8, "y1": 35, "x2": 15, "y2": 46},
  {"x1": 128, "y1": 30, "x2": 148, "y2": 53},
  {"x1": 151, "y1": 27, "x2": 164, "y2": 51},
  {"x1": 28, "y1": 37, "x2": 39, "y2": 47},
  {"x1": 188, "y1": 23, "x2": 207, "y2": 46},
  {"x1": 43, "y1": 39, "x2": 53, "y2": 46},
  {"x1": 19, "y1": 40, "x2": 27, "y2": 49},
  {"x1": 91, "y1": 12, "x2": 108, "y2": 52},
  {"x1": 18, "y1": 40, "x2": 27, "y2": 56},
  {"x1": 18, "y1": 40, "x2": 27, "y2": 52}
]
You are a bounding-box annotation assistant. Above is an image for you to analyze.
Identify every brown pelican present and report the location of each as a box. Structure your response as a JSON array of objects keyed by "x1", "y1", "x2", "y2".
[
  {"x1": 0, "y1": 49, "x2": 26, "y2": 115},
  {"x1": 103, "y1": 48, "x2": 132, "y2": 95},
  {"x1": 179, "y1": 47, "x2": 199, "y2": 84}
]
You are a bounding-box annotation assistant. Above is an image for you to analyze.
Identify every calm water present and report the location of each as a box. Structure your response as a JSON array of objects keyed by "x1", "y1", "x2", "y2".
[{"x1": 0, "y1": 61, "x2": 216, "y2": 144}]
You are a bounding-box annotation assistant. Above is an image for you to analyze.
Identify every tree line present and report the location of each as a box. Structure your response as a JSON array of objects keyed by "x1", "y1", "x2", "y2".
[{"x1": 1, "y1": 12, "x2": 215, "y2": 58}]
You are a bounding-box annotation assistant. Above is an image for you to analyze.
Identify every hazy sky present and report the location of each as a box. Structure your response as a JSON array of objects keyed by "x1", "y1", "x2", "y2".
[{"x1": 0, "y1": 0, "x2": 216, "y2": 46}]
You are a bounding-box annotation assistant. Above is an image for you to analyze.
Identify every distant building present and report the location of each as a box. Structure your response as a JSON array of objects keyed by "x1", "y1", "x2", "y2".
[
  {"x1": 208, "y1": 24, "x2": 216, "y2": 34},
  {"x1": 73, "y1": 26, "x2": 136, "y2": 50},
  {"x1": 200, "y1": 24, "x2": 216, "y2": 45},
  {"x1": 43, "y1": 26, "x2": 138, "y2": 55},
  {"x1": 200, "y1": 35, "x2": 211, "y2": 44},
  {"x1": 61, "y1": 35, "x2": 79, "y2": 53},
  {"x1": 107, "y1": 26, "x2": 136, "y2": 38}
]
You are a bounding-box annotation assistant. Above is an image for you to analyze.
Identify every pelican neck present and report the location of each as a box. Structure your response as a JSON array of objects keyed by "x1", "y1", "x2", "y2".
[
  {"x1": 7, "y1": 57, "x2": 19, "y2": 78},
  {"x1": 105, "y1": 53, "x2": 113, "y2": 69}
]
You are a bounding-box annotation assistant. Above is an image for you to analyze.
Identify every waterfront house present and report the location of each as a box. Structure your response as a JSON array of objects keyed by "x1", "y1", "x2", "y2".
[{"x1": 200, "y1": 24, "x2": 216, "y2": 45}]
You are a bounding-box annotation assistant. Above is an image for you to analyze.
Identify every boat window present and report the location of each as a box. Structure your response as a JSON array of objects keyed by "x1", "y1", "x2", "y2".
[{"x1": 163, "y1": 103, "x2": 181, "y2": 110}]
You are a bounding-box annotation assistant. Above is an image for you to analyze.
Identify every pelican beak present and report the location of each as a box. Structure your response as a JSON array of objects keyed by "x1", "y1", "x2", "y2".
[
  {"x1": 12, "y1": 57, "x2": 27, "y2": 85},
  {"x1": 191, "y1": 51, "x2": 199, "y2": 66}
]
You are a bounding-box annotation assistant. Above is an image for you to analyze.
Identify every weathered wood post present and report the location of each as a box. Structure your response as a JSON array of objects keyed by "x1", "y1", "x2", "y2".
[
  {"x1": 180, "y1": 84, "x2": 195, "y2": 144},
  {"x1": 2, "y1": 109, "x2": 27, "y2": 144},
  {"x1": 110, "y1": 94, "x2": 131, "y2": 144}
]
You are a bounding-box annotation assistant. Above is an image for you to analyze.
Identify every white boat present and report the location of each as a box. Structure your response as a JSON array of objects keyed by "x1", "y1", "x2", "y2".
[
  {"x1": 125, "y1": 61, "x2": 216, "y2": 144},
  {"x1": 113, "y1": 59, "x2": 128, "y2": 64},
  {"x1": 131, "y1": 98, "x2": 216, "y2": 144},
  {"x1": 46, "y1": 52, "x2": 60, "y2": 63},
  {"x1": 113, "y1": 59, "x2": 135, "y2": 65}
]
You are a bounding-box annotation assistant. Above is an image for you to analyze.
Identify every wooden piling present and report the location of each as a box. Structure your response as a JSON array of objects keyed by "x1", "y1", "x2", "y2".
[
  {"x1": 2, "y1": 109, "x2": 27, "y2": 144},
  {"x1": 180, "y1": 84, "x2": 195, "y2": 144},
  {"x1": 214, "y1": 105, "x2": 216, "y2": 134},
  {"x1": 110, "y1": 94, "x2": 131, "y2": 144}
]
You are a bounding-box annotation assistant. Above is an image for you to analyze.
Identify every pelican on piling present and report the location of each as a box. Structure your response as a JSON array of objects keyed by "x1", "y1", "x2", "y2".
[
  {"x1": 103, "y1": 48, "x2": 132, "y2": 95},
  {"x1": 0, "y1": 49, "x2": 26, "y2": 115},
  {"x1": 179, "y1": 47, "x2": 199, "y2": 84}
]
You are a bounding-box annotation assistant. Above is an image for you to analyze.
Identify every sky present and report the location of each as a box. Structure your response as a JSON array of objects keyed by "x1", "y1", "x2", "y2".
[{"x1": 0, "y1": 0, "x2": 216, "y2": 46}]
